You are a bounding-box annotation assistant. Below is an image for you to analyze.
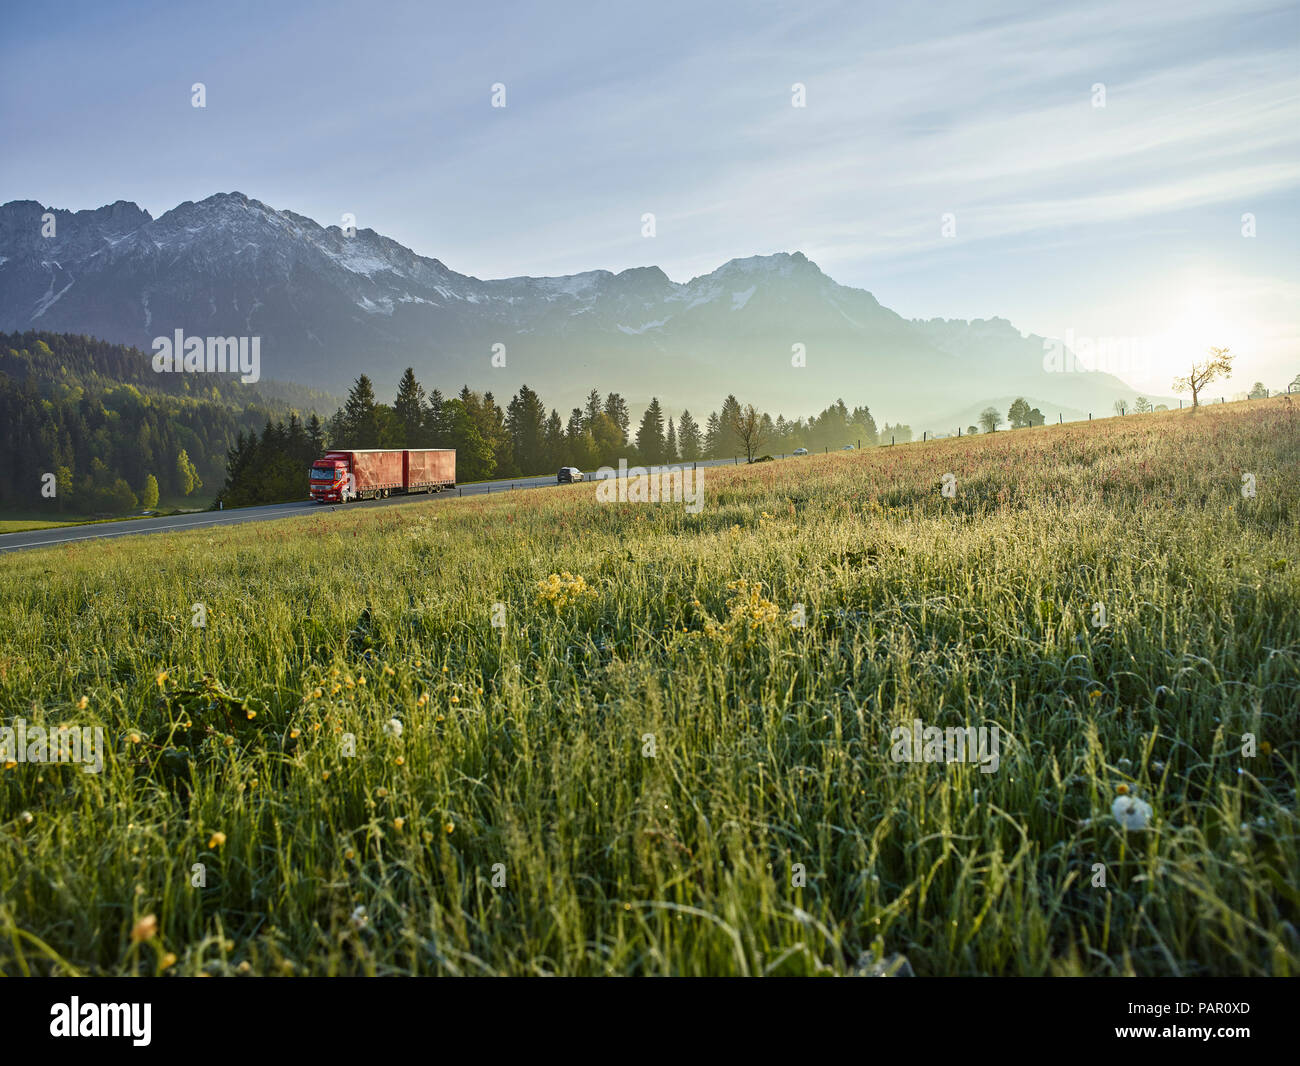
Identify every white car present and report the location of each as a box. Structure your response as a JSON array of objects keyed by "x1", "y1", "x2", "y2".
[{"x1": 792, "y1": 447, "x2": 809, "y2": 456}]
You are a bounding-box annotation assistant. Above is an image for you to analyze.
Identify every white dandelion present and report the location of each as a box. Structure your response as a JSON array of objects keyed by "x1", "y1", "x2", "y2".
[
  {"x1": 384, "y1": 718, "x2": 403, "y2": 738},
  {"x1": 1111, "y1": 794, "x2": 1153, "y2": 831}
]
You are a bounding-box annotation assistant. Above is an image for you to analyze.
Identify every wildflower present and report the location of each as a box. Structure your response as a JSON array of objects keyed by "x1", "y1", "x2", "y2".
[
  {"x1": 350, "y1": 905, "x2": 369, "y2": 930},
  {"x1": 1111, "y1": 794, "x2": 1153, "y2": 831},
  {"x1": 1115, "y1": 783, "x2": 1129, "y2": 795},
  {"x1": 19, "y1": 810, "x2": 33, "y2": 824},
  {"x1": 1088, "y1": 690, "x2": 1102, "y2": 703},
  {"x1": 395, "y1": 756, "x2": 405, "y2": 766},
  {"x1": 375, "y1": 787, "x2": 388, "y2": 798},
  {"x1": 393, "y1": 817, "x2": 405, "y2": 831},
  {"x1": 384, "y1": 718, "x2": 403, "y2": 737},
  {"x1": 1259, "y1": 741, "x2": 1273, "y2": 756},
  {"x1": 156, "y1": 671, "x2": 169, "y2": 688},
  {"x1": 208, "y1": 831, "x2": 226, "y2": 849},
  {"x1": 245, "y1": 709, "x2": 256, "y2": 720},
  {"x1": 344, "y1": 848, "x2": 355, "y2": 860},
  {"x1": 131, "y1": 914, "x2": 158, "y2": 942},
  {"x1": 161, "y1": 952, "x2": 177, "y2": 970},
  {"x1": 445, "y1": 821, "x2": 455, "y2": 834},
  {"x1": 321, "y1": 771, "x2": 331, "y2": 781},
  {"x1": 76, "y1": 696, "x2": 89, "y2": 710},
  {"x1": 128, "y1": 732, "x2": 141, "y2": 744},
  {"x1": 290, "y1": 728, "x2": 301, "y2": 739},
  {"x1": 535, "y1": 572, "x2": 599, "y2": 610},
  {"x1": 416, "y1": 693, "x2": 429, "y2": 707}
]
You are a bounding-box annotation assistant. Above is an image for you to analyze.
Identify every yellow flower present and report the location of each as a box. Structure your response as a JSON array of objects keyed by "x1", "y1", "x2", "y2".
[
  {"x1": 290, "y1": 728, "x2": 301, "y2": 739},
  {"x1": 76, "y1": 696, "x2": 89, "y2": 711},
  {"x1": 393, "y1": 817, "x2": 405, "y2": 831},
  {"x1": 131, "y1": 914, "x2": 158, "y2": 942},
  {"x1": 344, "y1": 848, "x2": 355, "y2": 860},
  {"x1": 1115, "y1": 784, "x2": 1129, "y2": 796},
  {"x1": 1259, "y1": 741, "x2": 1273, "y2": 756},
  {"x1": 128, "y1": 732, "x2": 142, "y2": 744},
  {"x1": 417, "y1": 693, "x2": 429, "y2": 707},
  {"x1": 1088, "y1": 690, "x2": 1101, "y2": 703},
  {"x1": 395, "y1": 756, "x2": 405, "y2": 766},
  {"x1": 322, "y1": 771, "x2": 331, "y2": 782},
  {"x1": 375, "y1": 787, "x2": 388, "y2": 798},
  {"x1": 161, "y1": 952, "x2": 178, "y2": 970},
  {"x1": 445, "y1": 822, "x2": 455, "y2": 834},
  {"x1": 155, "y1": 671, "x2": 168, "y2": 688},
  {"x1": 208, "y1": 831, "x2": 227, "y2": 848},
  {"x1": 450, "y1": 695, "x2": 460, "y2": 704},
  {"x1": 246, "y1": 709, "x2": 256, "y2": 720}
]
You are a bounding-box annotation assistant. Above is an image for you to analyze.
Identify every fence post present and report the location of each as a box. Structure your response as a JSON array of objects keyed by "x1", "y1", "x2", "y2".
[
  {"x1": 923, "y1": 431, "x2": 927, "y2": 442},
  {"x1": 891, "y1": 436, "x2": 895, "y2": 446}
]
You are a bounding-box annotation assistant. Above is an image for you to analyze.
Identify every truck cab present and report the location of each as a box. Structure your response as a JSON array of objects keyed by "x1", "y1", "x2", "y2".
[{"x1": 309, "y1": 457, "x2": 351, "y2": 502}]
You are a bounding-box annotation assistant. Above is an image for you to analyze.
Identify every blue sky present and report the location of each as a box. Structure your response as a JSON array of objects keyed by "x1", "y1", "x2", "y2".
[{"x1": 3, "y1": 0, "x2": 1297, "y2": 393}]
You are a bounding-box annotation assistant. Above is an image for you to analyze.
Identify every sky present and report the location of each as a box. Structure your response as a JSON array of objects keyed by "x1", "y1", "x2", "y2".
[{"x1": 2, "y1": 0, "x2": 1297, "y2": 395}]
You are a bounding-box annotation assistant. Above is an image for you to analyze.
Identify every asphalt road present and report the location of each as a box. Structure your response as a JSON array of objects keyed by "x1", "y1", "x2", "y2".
[{"x1": 0, "y1": 456, "x2": 766, "y2": 554}]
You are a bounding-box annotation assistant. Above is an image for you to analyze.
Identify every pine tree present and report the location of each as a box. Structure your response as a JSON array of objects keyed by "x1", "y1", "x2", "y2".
[
  {"x1": 665, "y1": 417, "x2": 678, "y2": 462},
  {"x1": 339, "y1": 375, "x2": 380, "y2": 447},
  {"x1": 678, "y1": 411, "x2": 702, "y2": 461},
  {"x1": 604, "y1": 393, "x2": 630, "y2": 443},
  {"x1": 704, "y1": 412, "x2": 723, "y2": 458},
  {"x1": 506, "y1": 384, "x2": 548, "y2": 474},
  {"x1": 425, "y1": 389, "x2": 446, "y2": 446},
  {"x1": 636, "y1": 398, "x2": 666, "y2": 464},
  {"x1": 544, "y1": 409, "x2": 565, "y2": 470},
  {"x1": 393, "y1": 367, "x2": 426, "y2": 446},
  {"x1": 306, "y1": 413, "x2": 326, "y2": 456}
]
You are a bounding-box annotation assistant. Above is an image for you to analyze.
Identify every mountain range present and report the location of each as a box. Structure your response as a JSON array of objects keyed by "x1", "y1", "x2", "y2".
[{"x1": 0, "y1": 192, "x2": 1150, "y2": 426}]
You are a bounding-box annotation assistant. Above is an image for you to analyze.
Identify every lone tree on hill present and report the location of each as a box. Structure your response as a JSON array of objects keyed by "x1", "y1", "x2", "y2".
[
  {"x1": 1173, "y1": 347, "x2": 1234, "y2": 408},
  {"x1": 979, "y1": 406, "x2": 1002, "y2": 433},
  {"x1": 730, "y1": 403, "x2": 768, "y2": 462}
]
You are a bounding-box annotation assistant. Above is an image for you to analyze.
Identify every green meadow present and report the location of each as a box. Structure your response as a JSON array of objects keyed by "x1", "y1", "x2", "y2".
[{"x1": 1, "y1": 399, "x2": 1296, "y2": 976}]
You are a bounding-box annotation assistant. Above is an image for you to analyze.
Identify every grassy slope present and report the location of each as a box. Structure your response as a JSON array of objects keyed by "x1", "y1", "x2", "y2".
[{"x1": 0, "y1": 400, "x2": 1297, "y2": 976}]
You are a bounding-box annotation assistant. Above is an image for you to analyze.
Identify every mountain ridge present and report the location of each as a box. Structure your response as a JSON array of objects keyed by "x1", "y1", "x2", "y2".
[{"x1": 0, "y1": 192, "x2": 1150, "y2": 425}]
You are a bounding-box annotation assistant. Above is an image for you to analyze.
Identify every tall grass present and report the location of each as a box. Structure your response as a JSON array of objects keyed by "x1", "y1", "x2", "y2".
[{"x1": 1, "y1": 400, "x2": 1297, "y2": 975}]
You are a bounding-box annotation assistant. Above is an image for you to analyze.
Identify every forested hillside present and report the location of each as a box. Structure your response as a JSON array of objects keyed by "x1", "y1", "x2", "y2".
[{"x1": 0, "y1": 332, "x2": 331, "y2": 514}]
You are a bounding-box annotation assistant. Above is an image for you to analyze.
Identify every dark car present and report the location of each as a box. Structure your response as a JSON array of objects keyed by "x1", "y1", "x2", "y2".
[{"x1": 557, "y1": 467, "x2": 584, "y2": 484}]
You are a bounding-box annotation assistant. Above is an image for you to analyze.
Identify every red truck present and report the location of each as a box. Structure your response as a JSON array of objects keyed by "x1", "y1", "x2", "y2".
[{"x1": 309, "y1": 449, "x2": 455, "y2": 503}]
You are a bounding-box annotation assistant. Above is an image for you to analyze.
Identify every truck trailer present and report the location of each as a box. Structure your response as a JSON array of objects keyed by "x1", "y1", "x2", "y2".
[{"x1": 309, "y1": 449, "x2": 455, "y2": 503}]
